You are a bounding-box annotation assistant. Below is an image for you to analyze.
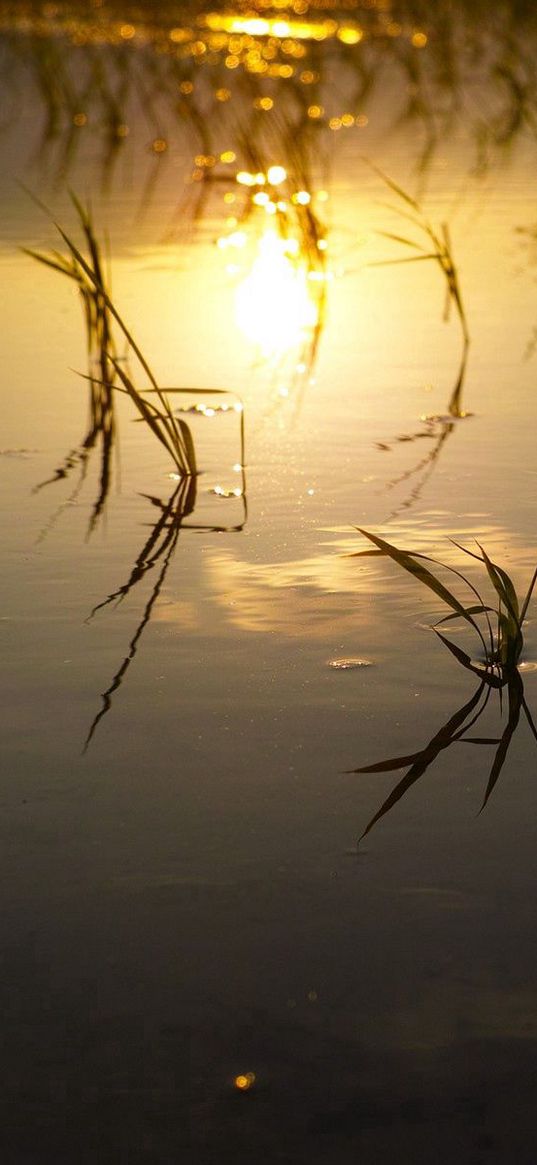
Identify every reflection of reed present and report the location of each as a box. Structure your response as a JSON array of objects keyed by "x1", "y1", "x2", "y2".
[
  {"x1": 349, "y1": 529, "x2": 537, "y2": 842},
  {"x1": 33, "y1": 397, "x2": 114, "y2": 541},
  {"x1": 84, "y1": 426, "x2": 248, "y2": 751},
  {"x1": 352, "y1": 670, "x2": 537, "y2": 842},
  {"x1": 381, "y1": 418, "x2": 456, "y2": 522},
  {"x1": 378, "y1": 343, "x2": 470, "y2": 520},
  {"x1": 367, "y1": 167, "x2": 471, "y2": 517},
  {"x1": 5, "y1": 2, "x2": 537, "y2": 183},
  {"x1": 83, "y1": 475, "x2": 197, "y2": 752}
]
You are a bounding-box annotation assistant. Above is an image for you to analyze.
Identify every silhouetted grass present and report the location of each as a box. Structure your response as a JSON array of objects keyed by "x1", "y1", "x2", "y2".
[
  {"x1": 349, "y1": 528, "x2": 537, "y2": 840},
  {"x1": 26, "y1": 193, "x2": 197, "y2": 478},
  {"x1": 368, "y1": 163, "x2": 469, "y2": 417},
  {"x1": 24, "y1": 192, "x2": 117, "y2": 531},
  {"x1": 5, "y1": 1, "x2": 537, "y2": 185},
  {"x1": 353, "y1": 528, "x2": 536, "y2": 679}
]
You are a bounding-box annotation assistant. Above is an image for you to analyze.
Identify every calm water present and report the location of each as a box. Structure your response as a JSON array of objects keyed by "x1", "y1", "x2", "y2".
[{"x1": 1, "y1": 3, "x2": 537, "y2": 1161}]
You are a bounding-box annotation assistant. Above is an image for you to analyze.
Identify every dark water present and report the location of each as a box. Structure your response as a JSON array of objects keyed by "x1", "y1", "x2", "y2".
[{"x1": 1, "y1": 2, "x2": 537, "y2": 1161}]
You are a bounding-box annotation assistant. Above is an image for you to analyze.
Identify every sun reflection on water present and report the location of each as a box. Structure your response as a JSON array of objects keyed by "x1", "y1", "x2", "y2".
[{"x1": 235, "y1": 230, "x2": 319, "y2": 359}]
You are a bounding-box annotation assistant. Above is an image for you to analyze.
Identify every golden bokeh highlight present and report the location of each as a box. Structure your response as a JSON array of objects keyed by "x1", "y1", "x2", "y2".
[{"x1": 234, "y1": 1072, "x2": 256, "y2": 1091}]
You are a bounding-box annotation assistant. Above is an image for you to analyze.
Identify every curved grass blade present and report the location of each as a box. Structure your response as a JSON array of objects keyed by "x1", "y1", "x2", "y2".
[
  {"x1": 433, "y1": 630, "x2": 502, "y2": 686},
  {"x1": 355, "y1": 528, "x2": 487, "y2": 649},
  {"x1": 435, "y1": 604, "x2": 494, "y2": 625},
  {"x1": 476, "y1": 543, "x2": 520, "y2": 625}
]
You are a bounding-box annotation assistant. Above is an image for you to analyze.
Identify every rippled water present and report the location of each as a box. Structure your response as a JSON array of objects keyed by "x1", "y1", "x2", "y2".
[{"x1": 1, "y1": 3, "x2": 537, "y2": 1161}]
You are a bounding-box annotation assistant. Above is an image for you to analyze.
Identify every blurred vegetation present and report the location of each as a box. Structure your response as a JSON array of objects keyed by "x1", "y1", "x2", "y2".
[{"x1": 2, "y1": 0, "x2": 537, "y2": 189}]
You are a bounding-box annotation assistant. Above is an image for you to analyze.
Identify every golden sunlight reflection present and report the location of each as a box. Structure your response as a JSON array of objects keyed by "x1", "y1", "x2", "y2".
[
  {"x1": 235, "y1": 230, "x2": 319, "y2": 359},
  {"x1": 195, "y1": 523, "x2": 537, "y2": 639}
]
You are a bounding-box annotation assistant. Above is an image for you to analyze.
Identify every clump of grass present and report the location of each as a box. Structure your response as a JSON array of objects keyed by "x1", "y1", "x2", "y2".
[
  {"x1": 349, "y1": 528, "x2": 537, "y2": 840},
  {"x1": 24, "y1": 193, "x2": 117, "y2": 529},
  {"x1": 352, "y1": 528, "x2": 537, "y2": 682},
  {"x1": 25, "y1": 193, "x2": 197, "y2": 478},
  {"x1": 367, "y1": 162, "x2": 469, "y2": 417},
  {"x1": 24, "y1": 192, "x2": 116, "y2": 433}
]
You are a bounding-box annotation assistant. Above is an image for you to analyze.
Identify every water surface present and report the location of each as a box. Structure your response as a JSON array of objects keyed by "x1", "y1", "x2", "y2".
[{"x1": 1, "y1": 3, "x2": 537, "y2": 1161}]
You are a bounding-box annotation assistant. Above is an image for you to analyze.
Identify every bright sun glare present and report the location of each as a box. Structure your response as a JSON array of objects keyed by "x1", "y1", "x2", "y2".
[{"x1": 235, "y1": 231, "x2": 318, "y2": 359}]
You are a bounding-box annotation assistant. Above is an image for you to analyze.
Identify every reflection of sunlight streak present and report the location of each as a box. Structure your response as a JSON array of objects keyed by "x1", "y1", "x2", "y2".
[
  {"x1": 235, "y1": 231, "x2": 319, "y2": 359},
  {"x1": 203, "y1": 525, "x2": 537, "y2": 637},
  {"x1": 203, "y1": 13, "x2": 350, "y2": 41}
]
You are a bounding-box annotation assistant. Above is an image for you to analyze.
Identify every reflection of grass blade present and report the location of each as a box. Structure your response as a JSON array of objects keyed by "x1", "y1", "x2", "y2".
[
  {"x1": 83, "y1": 478, "x2": 196, "y2": 751},
  {"x1": 354, "y1": 683, "x2": 487, "y2": 841},
  {"x1": 177, "y1": 419, "x2": 197, "y2": 477},
  {"x1": 87, "y1": 479, "x2": 196, "y2": 623},
  {"x1": 479, "y1": 671, "x2": 523, "y2": 811},
  {"x1": 83, "y1": 544, "x2": 174, "y2": 753}
]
